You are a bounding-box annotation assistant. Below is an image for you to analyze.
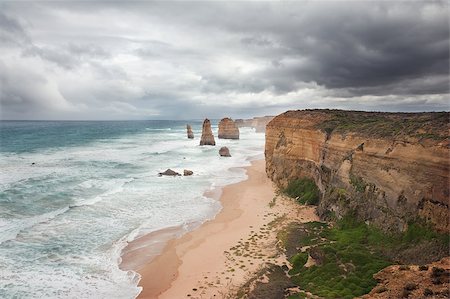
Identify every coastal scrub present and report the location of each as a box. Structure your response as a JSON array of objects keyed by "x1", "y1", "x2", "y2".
[{"x1": 284, "y1": 178, "x2": 320, "y2": 205}]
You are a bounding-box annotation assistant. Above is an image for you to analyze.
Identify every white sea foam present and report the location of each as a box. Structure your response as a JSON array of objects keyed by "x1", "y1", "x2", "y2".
[
  {"x1": 0, "y1": 124, "x2": 265, "y2": 299},
  {"x1": 0, "y1": 207, "x2": 69, "y2": 245}
]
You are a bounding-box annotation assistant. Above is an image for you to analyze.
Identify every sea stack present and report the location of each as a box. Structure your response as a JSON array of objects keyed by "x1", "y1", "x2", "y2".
[
  {"x1": 186, "y1": 124, "x2": 194, "y2": 139},
  {"x1": 199, "y1": 118, "x2": 216, "y2": 146},
  {"x1": 218, "y1": 117, "x2": 239, "y2": 139},
  {"x1": 219, "y1": 146, "x2": 231, "y2": 157}
]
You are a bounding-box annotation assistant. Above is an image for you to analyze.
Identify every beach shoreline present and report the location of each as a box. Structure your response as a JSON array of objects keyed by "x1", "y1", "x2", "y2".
[{"x1": 121, "y1": 159, "x2": 318, "y2": 299}]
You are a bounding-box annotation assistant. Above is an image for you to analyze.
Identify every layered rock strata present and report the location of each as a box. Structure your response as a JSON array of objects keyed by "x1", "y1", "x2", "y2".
[
  {"x1": 218, "y1": 117, "x2": 239, "y2": 139},
  {"x1": 235, "y1": 116, "x2": 274, "y2": 133},
  {"x1": 186, "y1": 124, "x2": 194, "y2": 139},
  {"x1": 265, "y1": 110, "x2": 449, "y2": 232},
  {"x1": 199, "y1": 118, "x2": 216, "y2": 146}
]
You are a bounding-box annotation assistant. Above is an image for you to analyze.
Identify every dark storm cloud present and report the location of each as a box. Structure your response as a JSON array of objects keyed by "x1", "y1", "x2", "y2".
[
  {"x1": 0, "y1": 1, "x2": 448, "y2": 120},
  {"x1": 221, "y1": 1, "x2": 449, "y2": 95}
]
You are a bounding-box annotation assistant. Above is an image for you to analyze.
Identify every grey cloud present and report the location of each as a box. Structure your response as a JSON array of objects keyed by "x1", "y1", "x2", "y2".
[
  {"x1": 22, "y1": 43, "x2": 112, "y2": 70},
  {"x1": 0, "y1": 11, "x2": 30, "y2": 47},
  {"x1": 0, "y1": 1, "x2": 448, "y2": 120}
]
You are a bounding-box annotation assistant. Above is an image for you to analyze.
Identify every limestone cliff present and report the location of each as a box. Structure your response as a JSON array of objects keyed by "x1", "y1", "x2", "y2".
[
  {"x1": 199, "y1": 118, "x2": 216, "y2": 146},
  {"x1": 236, "y1": 116, "x2": 274, "y2": 133},
  {"x1": 265, "y1": 110, "x2": 449, "y2": 232},
  {"x1": 218, "y1": 117, "x2": 239, "y2": 139}
]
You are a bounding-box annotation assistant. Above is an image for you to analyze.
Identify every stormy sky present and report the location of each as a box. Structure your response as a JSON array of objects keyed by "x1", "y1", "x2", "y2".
[{"x1": 0, "y1": 1, "x2": 448, "y2": 120}]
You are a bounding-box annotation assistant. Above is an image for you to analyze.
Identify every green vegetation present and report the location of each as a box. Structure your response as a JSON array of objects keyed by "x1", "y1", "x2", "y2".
[
  {"x1": 281, "y1": 216, "x2": 449, "y2": 299},
  {"x1": 313, "y1": 110, "x2": 449, "y2": 140},
  {"x1": 349, "y1": 174, "x2": 367, "y2": 193},
  {"x1": 402, "y1": 221, "x2": 450, "y2": 245},
  {"x1": 289, "y1": 252, "x2": 308, "y2": 275},
  {"x1": 284, "y1": 178, "x2": 320, "y2": 205}
]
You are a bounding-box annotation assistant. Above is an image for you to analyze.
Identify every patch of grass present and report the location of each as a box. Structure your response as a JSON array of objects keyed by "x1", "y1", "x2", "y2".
[
  {"x1": 284, "y1": 178, "x2": 320, "y2": 205},
  {"x1": 312, "y1": 110, "x2": 449, "y2": 140},
  {"x1": 402, "y1": 222, "x2": 449, "y2": 244},
  {"x1": 288, "y1": 218, "x2": 391, "y2": 298},
  {"x1": 281, "y1": 215, "x2": 450, "y2": 298},
  {"x1": 289, "y1": 252, "x2": 309, "y2": 275},
  {"x1": 349, "y1": 174, "x2": 367, "y2": 193}
]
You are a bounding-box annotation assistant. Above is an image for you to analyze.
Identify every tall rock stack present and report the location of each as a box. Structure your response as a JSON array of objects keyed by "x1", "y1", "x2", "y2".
[
  {"x1": 199, "y1": 118, "x2": 216, "y2": 146},
  {"x1": 186, "y1": 124, "x2": 194, "y2": 139},
  {"x1": 218, "y1": 117, "x2": 239, "y2": 139}
]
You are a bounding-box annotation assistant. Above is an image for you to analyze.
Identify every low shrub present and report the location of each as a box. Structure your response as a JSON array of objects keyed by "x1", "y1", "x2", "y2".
[{"x1": 284, "y1": 178, "x2": 320, "y2": 205}]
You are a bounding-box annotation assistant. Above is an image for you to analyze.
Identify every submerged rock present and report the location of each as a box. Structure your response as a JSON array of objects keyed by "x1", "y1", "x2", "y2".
[
  {"x1": 187, "y1": 124, "x2": 194, "y2": 139},
  {"x1": 199, "y1": 118, "x2": 216, "y2": 146},
  {"x1": 183, "y1": 169, "x2": 193, "y2": 176},
  {"x1": 219, "y1": 146, "x2": 231, "y2": 157},
  {"x1": 158, "y1": 169, "x2": 181, "y2": 176},
  {"x1": 218, "y1": 117, "x2": 239, "y2": 139}
]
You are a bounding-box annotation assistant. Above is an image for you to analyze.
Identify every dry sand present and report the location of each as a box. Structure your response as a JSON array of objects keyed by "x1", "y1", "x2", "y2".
[{"x1": 121, "y1": 159, "x2": 319, "y2": 299}]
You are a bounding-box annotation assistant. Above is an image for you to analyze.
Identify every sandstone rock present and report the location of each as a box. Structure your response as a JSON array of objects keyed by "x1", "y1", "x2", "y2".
[
  {"x1": 186, "y1": 124, "x2": 194, "y2": 139},
  {"x1": 218, "y1": 117, "x2": 239, "y2": 139},
  {"x1": 219, "y1": 146, "x2": 231, "y2": 157},
  {"x1": 158, "y1": 169, "x2": 181, "y2": 176},
  {"x1": 183, "y1": 169, "x2": 193, "y2": 176},
  {"x1": 235, "y1": 116, "x2": 274, "y2": 132},
  {"x1": 199, "y1": 118, "x2": 215, "y2": 146},
  {"x1": 265, "y1": 110, "x2": 449, "y2": 233},
  {"x1": 358, "y1": 257, "x2": 450, "y2": 299}
]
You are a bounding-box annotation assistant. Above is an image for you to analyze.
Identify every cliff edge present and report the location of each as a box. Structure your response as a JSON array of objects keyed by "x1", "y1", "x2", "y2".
[{"x1": 265, "y1": 109, "x2": 449, "y2": 232}]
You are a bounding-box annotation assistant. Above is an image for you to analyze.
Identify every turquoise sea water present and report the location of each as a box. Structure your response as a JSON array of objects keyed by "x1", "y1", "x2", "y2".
[{"x1": 0, "y1": 120, "x2": 265, "y2": 298}]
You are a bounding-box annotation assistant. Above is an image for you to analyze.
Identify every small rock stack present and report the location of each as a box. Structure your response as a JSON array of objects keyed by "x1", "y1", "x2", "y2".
[
  {"x1": 218, "y1": 117, "x2": 239, "y2": 139},
  {"x1": 199, "y1": 118, "x2": 216, "y2": 146},
  {"x1": 219, "y1": 146, "x2": 231, "y2": 157},
  {"x1": 186, "y1": 124, "x2": 194, "y2": 139}
]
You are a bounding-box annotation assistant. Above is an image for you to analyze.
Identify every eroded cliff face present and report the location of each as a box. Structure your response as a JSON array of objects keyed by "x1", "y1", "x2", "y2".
[
  {"x1": 265, "y1": 110, "x2": 449, "y2": 232},
  {"x1": 236, "y1": 116, "x2": 274, "y2": 132}
]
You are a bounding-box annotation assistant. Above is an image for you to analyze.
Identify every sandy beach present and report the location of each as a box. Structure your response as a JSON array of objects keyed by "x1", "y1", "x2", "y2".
[{"x1": 121, "y1": 159, "x2": 318, "y2": 299}]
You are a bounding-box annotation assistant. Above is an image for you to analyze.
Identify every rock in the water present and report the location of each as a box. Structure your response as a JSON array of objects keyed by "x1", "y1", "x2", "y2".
[
  {"x1": 158, "y1": 169, "x2": 181, "y2": 176},
  {"x1": 183, "y1": 169, "x2": 193, "y2": 176},
  {"x1": 219, "y1": 146, "x2": 231, "y2": 157},
  {"x1": 199, "y1": 118, "x2": 216, "y2": 146},
  {"x1": 218, "y1": 117, "x2": 239, "y2": 139},
  {"x1": 187, "y1": 124, "x2": 194, "y2": 139}
]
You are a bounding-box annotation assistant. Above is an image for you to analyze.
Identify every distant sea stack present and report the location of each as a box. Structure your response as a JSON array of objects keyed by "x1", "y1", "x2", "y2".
[
  {"x1": 235, "y1": 116, "x2": 274, "y2": 133},
  {"x1": 265, "y1": 110, "x2": 450, "y2": 233},
  {"x1": 186, "y1": 124, "x2": 194, "y2": 139},
  {"x1": 218, "y1": 117, "x2": 239, "y2": 139},
  {"x1": 199, "y1": 118, "x2": 216, "y2": 146}
]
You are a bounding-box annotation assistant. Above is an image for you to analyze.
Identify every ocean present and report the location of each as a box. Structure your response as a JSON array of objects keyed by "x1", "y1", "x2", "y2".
[{"x1": 0, "y1": 120, "x2": 265, "y2": 299}]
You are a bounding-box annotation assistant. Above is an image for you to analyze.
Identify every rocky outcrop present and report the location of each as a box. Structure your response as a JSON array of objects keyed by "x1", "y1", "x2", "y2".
[
  {"x1": 158, "y1": 169, "x2": 181, "y2": 176},
  {"x1": 199, "y1": 118, "x2": 215, "y2": 146},
  {"x1": 183, "y1": 169, "x2": 193, "y2": 176},
  {"x1": 236, "y1": 116, "x2": 274, "y2": 133},
  {"x1": 218, "y1": 118, "x2": 239, "y2": 139},
  {"x1": 219, "y1": 146, "x2": 231, "y2": 157},
  {"x1": 187, "y1": 124, "x2": 194, "y2": 139},
  {"x1": 265, "y1": 110, "x2": 449, "y2": 232},
  {"x1": 359, "y1": 257, "x2": 450, "y2": 299}
]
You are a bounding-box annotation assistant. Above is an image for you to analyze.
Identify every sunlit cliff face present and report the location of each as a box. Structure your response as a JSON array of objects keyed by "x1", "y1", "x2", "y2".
[{"x1": 265, "y1": 110, "x2": 449, "y2": 232}]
